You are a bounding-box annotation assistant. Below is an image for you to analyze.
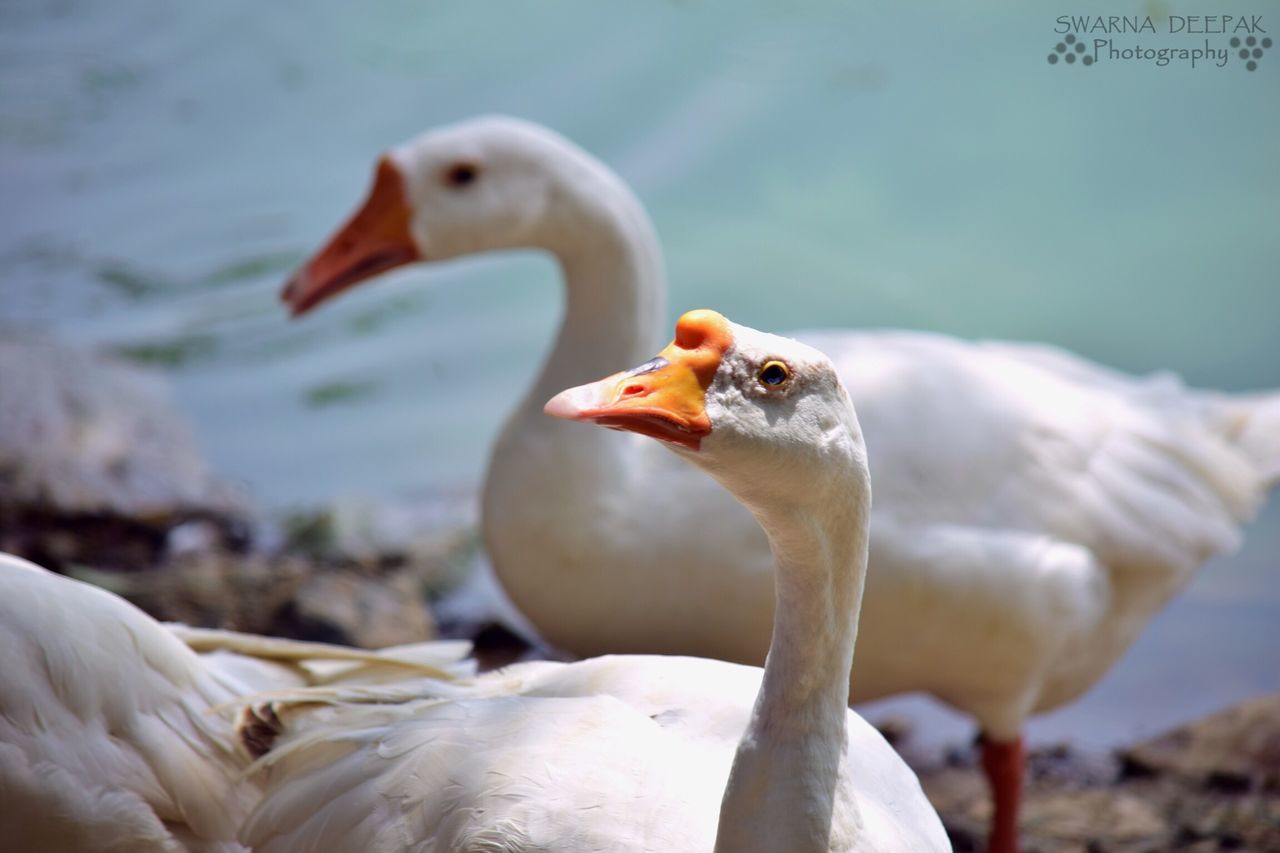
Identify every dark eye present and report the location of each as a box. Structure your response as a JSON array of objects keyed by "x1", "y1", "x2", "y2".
[
  {"x1": 758, "y1": 361, "x2": 790, "y2": 387},
  {"x1": 443, "y1": 162, "x2": 480, "y2": 189}
]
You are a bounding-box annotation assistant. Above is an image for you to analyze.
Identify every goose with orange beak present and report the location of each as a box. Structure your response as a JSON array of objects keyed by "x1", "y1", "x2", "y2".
[
  {"x1": 281, "y1": 157, "x2": 420, "y2": 317},
  {"x1": 236, "y1": 310, "x2": 949, "y2": 853},
  {"x1": 543, "y1": 308, "x2": 729, "y2": 451},
  {"x1": 282, "y1": 117, "x2": 1280, "y2": 853}
]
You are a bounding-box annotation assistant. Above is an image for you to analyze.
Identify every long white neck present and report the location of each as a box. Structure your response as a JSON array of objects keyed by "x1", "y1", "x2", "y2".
[
  {"x1": 484, "y1": 165, "x2": 667, "y2": 536},
  {"x1": 519, "y1": 172, "x2": 666, "y2": 419},
  {"x1": 714, "y1": 462, "x2": 871, "y2": 853},
  {"x1": 480, "y1": 149, "x2": 669, "y2": 634}
]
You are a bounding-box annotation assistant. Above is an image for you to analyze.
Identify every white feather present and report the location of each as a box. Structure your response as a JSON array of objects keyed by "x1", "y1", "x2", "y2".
[{"x1": 0, "y1": 554, "x2": 468, "y2": 849}]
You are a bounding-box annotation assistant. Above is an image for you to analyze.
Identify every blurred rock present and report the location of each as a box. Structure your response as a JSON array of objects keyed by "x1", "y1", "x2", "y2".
[
  {"x1": 0, "y1": 335, "x2": 243, "y2": 517},
  {"x1": 0, "y1": 335, "x2": 247, "y2": 569},
  {"x1": 872, "y1": 714, "x2": 915, "y2": 749},
  {"x1": 1021, "y1": 789, "x2": 1165, "y2": 844},
  {"x1": 908, "y1": 695, "x2": 1280, "y2": 852},
  {"x1": 281, "y1": 495, "x2": 480, "y2": 595},
  {"x1": 165, "y1": 518, "x2": 228, "y2": 556},
  {"x1": 292, "y1": 567, "x2": 435, "y2": 648},
  {"x1": 322, "y1": 492, "x2": 478, "y2": 560},
  {"x1": 69, "y1": 552, "x2": 309, "y2": 636},
  {"x1": 71, "y1": 549, "x2": 438, "y2": 649},
  {"x1": 1120, "y1": 694, "x2": 1280, "y2": 791}
]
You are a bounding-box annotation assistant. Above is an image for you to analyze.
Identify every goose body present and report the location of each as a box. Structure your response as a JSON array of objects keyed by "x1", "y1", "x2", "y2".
[
  {"x1": 239, "y1": 655, "x2": 941, "y2": 852},
  {"x1": 239, "y1": 312, "x2": 950, "y2": 852},
  {"x1": 284, "y1": 116, "x2": 1280, "y2": 850},
  {"x1": 0, "y1": 554, "x2": 469, "y2": 851}
]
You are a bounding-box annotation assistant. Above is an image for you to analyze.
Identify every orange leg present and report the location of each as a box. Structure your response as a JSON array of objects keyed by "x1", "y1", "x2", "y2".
[{"x1": 980, "y1": 735, "x2": 1023, "y2": 853}]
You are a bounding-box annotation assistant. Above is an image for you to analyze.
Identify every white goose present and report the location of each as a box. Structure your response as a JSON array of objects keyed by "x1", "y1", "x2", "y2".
[
  {"x1": 282, "y1": 116, "x2": 1280, "y2": 852},
  {"x1": 237, "y1": 309, "x2": 949, "y2": 852},
  {"x1": 0, "y1": 554, "x2": 469, "y2": 851}
]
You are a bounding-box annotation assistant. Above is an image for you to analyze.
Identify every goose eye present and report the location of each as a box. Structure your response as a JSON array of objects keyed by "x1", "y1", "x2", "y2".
[
  {"x1": 757, "y1": 361, "x2": 790, "y2": 387},
  {"x1": 443, "y1": 162, "x2": 480, "y2": 189}
]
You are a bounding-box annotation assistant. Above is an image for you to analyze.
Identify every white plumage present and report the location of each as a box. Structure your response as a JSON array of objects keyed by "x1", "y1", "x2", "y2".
[
  {"x1": 284, "y1": 115, "x2": 1280, "y2": 725},
  {"x1": 236, "y1": 316, "x2": 950, "y2": 852},
  {"x1": 281, "y1": 115, "x2": 1280, "y2": 849},
  {"x1": 0, "y1": 554, "x2": 469, "y2": 851},
  {"x1": 239, "y1": 657, "x2": 941, "y2": 852}
]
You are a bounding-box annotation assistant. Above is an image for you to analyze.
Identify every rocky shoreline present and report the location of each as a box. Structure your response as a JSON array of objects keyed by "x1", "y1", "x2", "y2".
[{"x1": 892, "y1": 697, "x2": 1280, "y2": 851}]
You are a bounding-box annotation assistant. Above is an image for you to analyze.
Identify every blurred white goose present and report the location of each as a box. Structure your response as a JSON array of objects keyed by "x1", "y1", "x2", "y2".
[
  {"x1": 0, "y1": 554, "x2": 469, "y2": 851},
  {"x1": 237, "y1": 310, "x2": 948, "y2": 852},
  {"x1": 283, "y1": 116, "x2": 1280, "y2": 852}
]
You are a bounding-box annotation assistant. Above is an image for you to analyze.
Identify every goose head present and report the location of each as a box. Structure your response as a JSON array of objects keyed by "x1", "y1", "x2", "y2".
[
  {"x1": 283, "y1": 116, "x2": 632, "y2": 316},
  {"x1": 545, "y1": 309, "x2": 867, "y2": 508}
]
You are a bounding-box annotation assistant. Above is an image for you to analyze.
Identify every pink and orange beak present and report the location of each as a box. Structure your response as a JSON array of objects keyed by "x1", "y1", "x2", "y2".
[
  {"x1": 281, "y1": 156, "x2": 420, "y2": 317},
  {"x1": 544, "y1": 309, "x2": 733, "y2": 451}
]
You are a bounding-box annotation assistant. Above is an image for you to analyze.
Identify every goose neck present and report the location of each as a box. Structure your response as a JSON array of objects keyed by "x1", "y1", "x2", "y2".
[
  {"x1": 714, "y1": 471, "x2": 871, "y2": 853},
  {"x1": 523, "y1": 185, "x2": 666, "y2": 413}
]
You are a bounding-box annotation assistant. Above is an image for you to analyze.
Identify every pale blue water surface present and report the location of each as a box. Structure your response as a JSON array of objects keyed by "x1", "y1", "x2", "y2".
[{"x1": 1, "y1": 0, "x2": 1276, "y2": 747}]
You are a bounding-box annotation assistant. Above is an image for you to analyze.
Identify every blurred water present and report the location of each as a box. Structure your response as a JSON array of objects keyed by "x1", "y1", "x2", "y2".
[{"x1": 1, "y1": 0, "x2": 1277, "y2": 746}]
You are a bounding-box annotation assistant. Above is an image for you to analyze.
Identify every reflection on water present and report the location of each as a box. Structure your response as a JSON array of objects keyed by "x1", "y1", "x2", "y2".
[{"x1": 1, "y1": 0, "x2": 1277, "y2": 746}]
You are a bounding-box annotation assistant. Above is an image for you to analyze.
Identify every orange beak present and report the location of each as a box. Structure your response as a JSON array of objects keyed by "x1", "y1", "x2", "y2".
[
  {"x1": 544, "y1": 309, "x2": 733, "y2": 451},
  {"x1": 281, "y1": 156, "x2": 420, "y2": 317}
]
